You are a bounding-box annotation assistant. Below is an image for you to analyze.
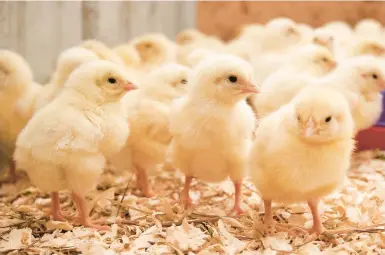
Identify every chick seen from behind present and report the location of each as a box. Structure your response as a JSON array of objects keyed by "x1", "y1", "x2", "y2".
[
  {"x1": 169, "y1": 54, "x2": 259, "y2": 214},
  {"x1": 14, "y1": 61, "x2": 137, "y2": 230},
  {"x1": 250, "y1": 86, "x2": 355, "y2": 234}
]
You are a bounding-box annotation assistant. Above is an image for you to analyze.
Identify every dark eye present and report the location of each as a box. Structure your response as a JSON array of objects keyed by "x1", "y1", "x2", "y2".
[
  {"x1": 228, "y1": 75, "x2": 237, "y2": 83},
  {"x1": 108, "y1": 78, "x2": 116, "y2": 84},
  {"x1": 144, "y1": 43, "x2": 152, "y2": 48},
  {"x1": 372, "y1": 73, "x2": 378, "y2": 79},
  {"x1": 325, "y1": 116, "x2": 332, "y2": 123},
  {"x1": 181, "y1": 79, "x2": 187, "y2": 84},
  {"x1": 297, "y1": 115, "x2": 301, "y2": 121},
  {"x1": 322, "y1": 58, "x2": 328, "y2": 62}
]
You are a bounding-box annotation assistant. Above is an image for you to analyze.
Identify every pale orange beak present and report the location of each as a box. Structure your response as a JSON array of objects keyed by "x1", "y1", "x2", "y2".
[
  {"x1": 304, "y1": 118, "x2": 315, "y2": 137},
  {"x1": 329, "y1": 60, "x2": 337, "y2": 69},
  {"x1": 239, "y1": 80, "x2": 259, "y2": 94},
  {"x1": 123, "y1": 82, "x2": 138, "y2": 91}
]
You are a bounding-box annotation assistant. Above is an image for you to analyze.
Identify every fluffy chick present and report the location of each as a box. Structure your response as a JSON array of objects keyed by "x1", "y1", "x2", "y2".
[
  {"x1": 317, "y1": 56, "x2": 385, "y2": 132},
  {"x1": 113, "y1": 44, "x2": 141, "y2": 68},
  {"x1": 81, "y1": 39, "x2": 124, "y2": 66},
  {"x1": 111, "y1": 64, "x2": 191, "y2": 196},
  {"x1": 355, "y1": 19, "x2": 384, "y2": 39},
  {"x1": 346, "y1": 39, "x2": 385, "y2": 58},
  {"x1": 130, "y1": 33, "x2": 177, "y2": 70},
  {"x1": 169, "y1": 54, "x2": 259, "y2": 214},
  {"x1": 176, "y1": 29, "x2": 207, "y2": 46},
  {"x1": 251, "y1": 45, "x2": 336, "y2": 117},
  {"x1": 251, "y1": 44, "x2": 336, "y2": 86},
  {"x1": 34, "y1": 47, "x2": 99, "y2": 111},
  {"x1": 14, "y1": 61, "x2": 137, "y2": 230},
  {"x1": 0, "y1": 50, "x2": 40, "y2": 182},
  {"x1": 251, "y1": 86, "x2": 355, "y2": 234},
  {"x1": 260, "y1": 17, "x2": 302, "y2": 52}
]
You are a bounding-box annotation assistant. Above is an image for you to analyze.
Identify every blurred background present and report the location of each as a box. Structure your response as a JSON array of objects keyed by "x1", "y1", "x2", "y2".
[{"x1": 1, "y1": 1, "x2": 384, "y2": 83}]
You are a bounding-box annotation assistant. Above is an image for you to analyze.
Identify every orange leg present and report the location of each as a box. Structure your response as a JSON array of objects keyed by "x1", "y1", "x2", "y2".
[
  {"x1": 51, "y1": 192, "x2": 67, "y2": 221},
  {"x1": 308, "y1": 198, "x2": 325, "y2": 234},
  {"x1": 135, "y1": 166, "x2": 153, "y2": 197},
  {"x1": 263, "y1": 199, "x2": 273, "y2": 225},
  {"x1": 231, "y1": 181, "x2": 245, "y2": 215},
  {"x1": 71, "y1": 192, "x2": 110, "y2": 231},
  {"x1": 180, "y1": 176, "x2": 193, "y2": 208}
]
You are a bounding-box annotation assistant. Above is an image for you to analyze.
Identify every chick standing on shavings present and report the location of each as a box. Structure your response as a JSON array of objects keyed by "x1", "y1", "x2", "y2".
[
  {"x1": 0, "y1": 50, "x2": 41, "y2": 183},
  {"x1": 169, "y1": 54, "x2": 258, "y2": 215},
  {"x1": 110, "y1": 63, "x2": 191, "y2": 197},
  {"x1": 14, "y1": 61, "x2": 137, "y2": 230},
  {"x1": 250, "y1": 86, "x2": 355, "y2": 234}
]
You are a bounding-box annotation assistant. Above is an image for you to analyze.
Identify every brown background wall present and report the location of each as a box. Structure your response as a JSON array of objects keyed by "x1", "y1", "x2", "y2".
[{"x1": 197, "y1": 1, "x2": 385, "y2": 41}]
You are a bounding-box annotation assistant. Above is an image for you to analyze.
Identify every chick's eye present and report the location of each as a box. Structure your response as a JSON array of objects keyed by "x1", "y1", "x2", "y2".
[
  {"x1": 108, "y1": 78, "x2": 116, "y2": 84},
  {"x1": 228, "y1": 75, "x2": 238, "y2": 83},
  {"x1": 297, "y1": 115, "x2": 301, "y2": 121},
  {"x1": 325, "y1": 116, "x2": 332, "y2": 123},
  {"x1": 322, "y1": 58, "x2": 328, "y2": 62},
  {"x1": 181, "y1": 79, "x2": 187, "y2": 84},
  {"x1": 372, "y1": 73, "x2": 378, "y2": 79}
]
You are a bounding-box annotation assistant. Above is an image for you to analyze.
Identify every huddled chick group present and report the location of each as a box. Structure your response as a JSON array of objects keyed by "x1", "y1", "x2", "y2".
[{"x1": 1, "y1": 17, "x2": 385, "y2": 234}]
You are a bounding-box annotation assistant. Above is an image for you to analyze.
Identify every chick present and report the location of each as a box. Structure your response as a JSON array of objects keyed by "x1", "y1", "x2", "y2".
[
  {"x1": 251, "y1": 86, "x2": 355, "y2": 233},
  {"x1": 130, "y1": 33, "x2": 177, "y2": 70},
  {"x1": 355, "y1": 19, "x2": 384, "y2": 39},
  {"x1": 14, "y1": 61, "x2": 137, "y2": 230},
  {"x1": 113, "y1": 44, "x2": 141, "y2": 68},
  {"x1": 34, "y1": 47, "x2": 99, "y2": 111},
  {"x1": 312, "y1": 28, "x2": 335, "y2": 52},
  {"x1": 251, "y1": 45, "x2": 336, "y2": 117},
  {"x1": 81, "y1": 39, "x2": 125, "y2": 66},
  {"x1": 347, "y1": 39, "x2": 385, "y2": 58},
  {"x1": 169, "y1": 54, "x2": 259, "y2": 214},
  {"x1": 317, "y1": 56, "x2": 385, "y2": 132},
  {"x1": 111, "y1": 64, "x2": 191, "y2": 197},
  {"x1": 261, "y1": 17, "x2": 302, "y2": 52},
  {"x1": 0, "y1": 50, "x2": 40, "y2": 182},
  {"x1": 251, "y1": 44, "x2": 336, "y2": 86},
  {"x1": 185, "y1": 48, "x2": 217, "y2": 68},
  {"x1": 176, "y1": 29, "x2": 207, "y2": 46}
]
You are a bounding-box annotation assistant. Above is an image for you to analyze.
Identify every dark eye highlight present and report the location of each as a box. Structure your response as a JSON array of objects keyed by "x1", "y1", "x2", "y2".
[
  {"x1": 325, "y1": 116, "x2": 332, "y2": 123},
  {"x1": 108, "y1": 78, "x2": 116, "y2": 84},
  {"x1": 228, "y1": 75, "x2": 237, "y2": 83},
  {"x1": 372, "y1": 73, "x2": 378, "y2": 79},
  {"x1": 181, "y1": 79, "x2": 187, "y2": 84}
]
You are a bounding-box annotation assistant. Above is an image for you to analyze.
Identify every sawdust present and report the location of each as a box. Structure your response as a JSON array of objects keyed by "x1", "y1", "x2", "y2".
[{"x1": 0, "y1": 150, "x2": 384, "y2": 254}]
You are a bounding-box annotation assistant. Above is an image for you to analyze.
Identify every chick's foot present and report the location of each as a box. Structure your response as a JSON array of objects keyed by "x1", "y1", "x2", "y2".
[{"x1": 180, "y1": 175, "x2": 193, "y2": 208}]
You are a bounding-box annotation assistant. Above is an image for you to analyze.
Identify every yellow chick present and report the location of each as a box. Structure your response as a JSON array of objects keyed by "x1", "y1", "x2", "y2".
[
  {"x1": 0, "y1": 50, "x2": 40, "y2": 182},
  {"x1": 111, "y1": 63, "x2": 191, "y2": 197},
  {"x1": 34, "y1": 47, "x2": 99, "y2": 111},
  {"x1": 252, "y1": 45, "x2": 336, "y2": 117},
  {"x1": 185, "y1": 48, "x2": 217, "y2": 68},
  {"x1": 312, "y1": 28, "x2": 335, "y2": 52},
  {"x1": 355, "y1": 19, "x2": 384, "y2": 39},
  {"x1": 318, "y1": 56, "x2": 385, "y2": 132},
  {"x1": 130, "y1": 33, "x2": 177, "y2": 70},
  {"x1": 169, "y1": 54, "x2": 259, "y2": 214},
  {"x1": 348, "y1": 39, "x2": 385, "y2": 58},
  {"x1": 113, "y1": 44, "x2": 141, "y2": 68},
  {"x1": 81, "y1": 39, "x2": 125, "y2": 66},
  {"x1": 261, "y1": 17, "x2": 302, "y2": 52},
  {"x1": 251, "y1": 86, "x2": 355, "y2": 234},
  {"x1": 176, "y1": 28, "x2": 207, "y2": 46},
  {"x1": 14, "y1": 61, "x2": 137, "y2": 230}
]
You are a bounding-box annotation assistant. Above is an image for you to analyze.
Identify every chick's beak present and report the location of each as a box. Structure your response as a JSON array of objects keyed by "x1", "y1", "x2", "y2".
[
  {"x1": 239, "y1": 79, "x2": 259, "y2": 94},
  {"x1": 304, "y1": 118, "x2": 315, "y2": 137},
  {"x1": 329, "y1": 60, "x2": 337, "y2": 69},
  {"x1": 123, "y1": 82, "x2": 138, "y2": 91}
]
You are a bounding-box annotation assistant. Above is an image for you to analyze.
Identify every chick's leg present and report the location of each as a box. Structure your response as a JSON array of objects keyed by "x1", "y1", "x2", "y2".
[
  {"x1": 180, "y1": 176, "x2": 193, "y2": 208},
  {"x1": 1, "y1": 159, "x2": 18, "y2": 183},
  {"x1": 231, "y1": 181, "x2": 245, "y2": 215},
  {"x1": 71, "y1": 192, "x2": 110, "y2": 231},
  {"x1": 263, "y1": 199, "x2": 273, "y2": 225},
  {"x1": 135, "y1": 166, "x2": 153, "y2": 197},
  {"x1": 307, "y1": 198, "x2": 324, "y2": 234},
  {"x1": 51, "y1": 192, "x2": 67, "y2": 221}
]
